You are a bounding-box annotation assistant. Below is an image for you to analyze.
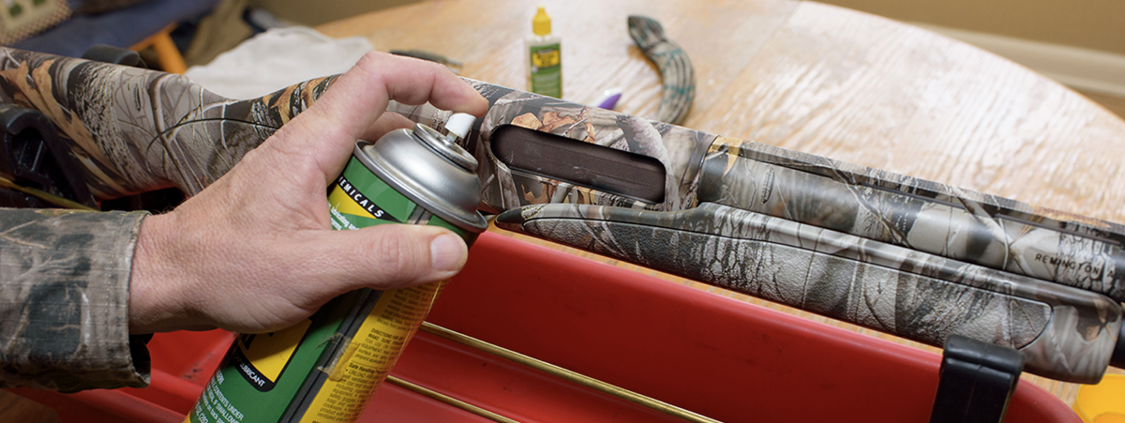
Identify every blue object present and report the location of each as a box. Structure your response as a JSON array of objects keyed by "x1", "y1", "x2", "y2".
[{"x1": 12, "y1": 0, "x2": 220, "y2": 59}]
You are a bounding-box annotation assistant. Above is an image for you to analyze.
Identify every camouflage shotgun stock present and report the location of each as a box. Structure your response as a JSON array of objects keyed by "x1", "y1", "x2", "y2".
[
  {"x1": 0, "y1": 47, "x2": 336, "y2": 198},
  {"x1": 0, "y1": 47, "x2": 1120, "y2": 384}
]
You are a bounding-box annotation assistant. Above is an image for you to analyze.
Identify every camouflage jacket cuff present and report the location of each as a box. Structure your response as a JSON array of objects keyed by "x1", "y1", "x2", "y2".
[{"x1": 0, "y1": 208, "x2": 151, "y2": 392}]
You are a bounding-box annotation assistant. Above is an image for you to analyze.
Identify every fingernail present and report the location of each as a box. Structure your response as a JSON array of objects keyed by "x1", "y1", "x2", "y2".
[{"x1": 430, "y1": 233, "x2": 467, "y2": 271}]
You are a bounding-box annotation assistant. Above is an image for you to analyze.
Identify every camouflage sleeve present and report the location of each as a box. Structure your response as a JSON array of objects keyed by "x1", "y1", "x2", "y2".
[{"x1": 0, "y1": 207, "x2": 151, "y2": 392}]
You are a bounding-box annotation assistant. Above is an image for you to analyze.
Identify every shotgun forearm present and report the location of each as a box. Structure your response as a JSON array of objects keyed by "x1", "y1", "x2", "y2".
[
  {"x1": 0, "y1": 47, "x2": 1119, "y2": 383},
  {"x1": 493, "y1": 202, "x2": 1120, "y2": 383}
]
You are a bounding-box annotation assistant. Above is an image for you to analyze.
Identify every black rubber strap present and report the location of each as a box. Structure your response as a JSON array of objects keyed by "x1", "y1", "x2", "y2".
[{"x1": 929, "y1": 335, "x2": 1025, "y2": 423}]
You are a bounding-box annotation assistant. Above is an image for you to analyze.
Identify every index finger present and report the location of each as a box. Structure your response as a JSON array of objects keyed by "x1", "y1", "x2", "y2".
[{"x1": 274, "y1": 51, "x2": 488, "y2": 183}]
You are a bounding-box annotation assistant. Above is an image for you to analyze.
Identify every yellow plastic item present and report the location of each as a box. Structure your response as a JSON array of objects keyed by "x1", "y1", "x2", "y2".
[
  {"x1": 1074, "y1": 374, "x2": 1125, "y2": 423},
  {"x1": 130, "y1": 23, "x2": 186, "y2": 74},
  {"x1": 532, "y1": 6, "x2": 551, "y2": 36}
]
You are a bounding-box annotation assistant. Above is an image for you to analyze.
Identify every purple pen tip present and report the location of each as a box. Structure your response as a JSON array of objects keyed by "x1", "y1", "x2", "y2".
[{"x1": 593, "y1": 88, "x2": 623, "y2": 110}]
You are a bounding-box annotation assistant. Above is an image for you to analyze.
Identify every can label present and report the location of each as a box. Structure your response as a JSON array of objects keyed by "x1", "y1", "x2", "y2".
[
  {"x1": 295, "y1": 282, "x2": 443, "y2": 422},
  {"x1": 328, "y1": 160, "x2": 407, "y2": 227},
  {"x1": 187, "y1": 154, "x2": 473, "y2": 423},
  {"x1": 186, "y1": 293, "x2": 358, "y2": 423}
]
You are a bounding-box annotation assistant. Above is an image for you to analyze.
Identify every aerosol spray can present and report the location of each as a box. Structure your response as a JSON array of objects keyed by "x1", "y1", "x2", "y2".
[{"x1": 185, "y1": 113, "x2": 487, "y2": 423}]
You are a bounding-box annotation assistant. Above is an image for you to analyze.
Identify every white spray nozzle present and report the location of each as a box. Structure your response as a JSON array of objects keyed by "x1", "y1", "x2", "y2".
[{"x1": 445, "y1": 113, "x2": 475, "y2": 141}]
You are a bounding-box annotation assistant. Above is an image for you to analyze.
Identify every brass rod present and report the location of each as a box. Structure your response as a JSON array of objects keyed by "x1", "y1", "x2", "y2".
[
  {"x1": 420, "y1": 322, "x2": 723, "y2": 423},
  {"x1": 385, "y1": 375, "x2": 521, "y2": 423},
  {"x1": 0, "y1": 175, "x2": 96, "y2": 210}
]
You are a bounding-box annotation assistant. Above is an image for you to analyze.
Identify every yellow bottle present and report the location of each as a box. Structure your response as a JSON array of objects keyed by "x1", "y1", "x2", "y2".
[{"x1": 527, "y1": 6, "x2": 562, "y2": 98}]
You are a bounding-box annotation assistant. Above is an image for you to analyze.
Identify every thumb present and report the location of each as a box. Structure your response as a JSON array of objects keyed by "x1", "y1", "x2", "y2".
[{"x1": 305, "y1": 224, "x2": 469, "y2": 293}]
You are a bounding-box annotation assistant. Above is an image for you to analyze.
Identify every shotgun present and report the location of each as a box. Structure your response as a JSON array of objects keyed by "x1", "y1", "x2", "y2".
[{"x1": 0, "y1": 47, "x2": 1119, "y2": 384}]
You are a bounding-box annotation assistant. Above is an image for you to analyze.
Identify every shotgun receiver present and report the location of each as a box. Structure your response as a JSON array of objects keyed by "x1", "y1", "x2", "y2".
[{"x1": 0, "y1": 47, "x2": 1119, "y2": 384}]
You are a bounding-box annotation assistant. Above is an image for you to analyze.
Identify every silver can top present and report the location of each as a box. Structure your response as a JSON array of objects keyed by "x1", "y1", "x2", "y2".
[
  {"x1": 414, "y1": 123, "x2": 478, "y2": 172},
  {"x1": 354, "y1": 123, "x2": 488, "y2": 232}
]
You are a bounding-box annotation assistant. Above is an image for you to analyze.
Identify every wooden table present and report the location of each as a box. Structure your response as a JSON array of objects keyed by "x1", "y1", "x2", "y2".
[{"x1": 318, "y1": 0, "x2": 1125, "y2": 407}]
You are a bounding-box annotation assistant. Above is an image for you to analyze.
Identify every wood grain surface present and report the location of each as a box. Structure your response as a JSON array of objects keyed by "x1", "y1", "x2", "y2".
[{"x1": 318, "y1": 0, "x2": 1125, "y2": 408}]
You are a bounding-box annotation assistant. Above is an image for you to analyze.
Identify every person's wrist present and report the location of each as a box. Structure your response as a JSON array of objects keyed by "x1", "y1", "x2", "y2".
[{"x1": 128, "y1": 212, "x2": 188, "y2": 334}]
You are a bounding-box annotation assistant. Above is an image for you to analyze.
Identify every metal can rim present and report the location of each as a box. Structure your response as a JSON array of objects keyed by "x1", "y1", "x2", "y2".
[{"x1": 352, "y1": 140, "x2": 489, "y2": 233}]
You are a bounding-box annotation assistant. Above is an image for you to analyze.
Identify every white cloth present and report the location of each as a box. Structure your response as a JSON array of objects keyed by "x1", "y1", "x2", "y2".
[{"x1": 185, "y1": 26, "x2": 373, "y2": 100}]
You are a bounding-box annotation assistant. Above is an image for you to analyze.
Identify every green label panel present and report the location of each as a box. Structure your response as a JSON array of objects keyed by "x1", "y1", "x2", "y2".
[
  {"x1": 187, "y1": 293, "x2": 360, "y2": 423},
  {"x1": 328, "y1": 157, "x2": 418, "y2": 229},
  {"x1": 529, "y1": 43, "x2": 562, "y2": 98}
]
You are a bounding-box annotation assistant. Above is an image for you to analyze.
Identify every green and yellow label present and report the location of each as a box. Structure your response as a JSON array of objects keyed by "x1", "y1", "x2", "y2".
[
  {"x1": 233, "y1": 319, "x2": 313, "y2": 391},
  {"x1": 186, "y1": 293, "x2": 361, "y2": 423},
  {"x1": 298, "y1": 281, "x2": 445, "y2": 422},
  {"x1": 531, "y1": 47, "x2": 559, "y2": 68},
  {"x1": 529, "y1": 43, "x2": 562, "y2": 98},
  {"x1": 328, "y1": 157, "x2": 418, "y2": 229}
]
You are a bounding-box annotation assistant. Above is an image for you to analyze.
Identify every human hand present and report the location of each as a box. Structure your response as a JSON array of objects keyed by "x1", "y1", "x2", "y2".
[{"x1": 127, "y1": 52, "x2": 488, "y2": 334}]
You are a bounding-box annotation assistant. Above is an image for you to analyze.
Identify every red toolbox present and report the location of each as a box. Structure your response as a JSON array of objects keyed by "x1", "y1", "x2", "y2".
[{"x1": 9, "y1": 232, "x2": 1080, "y2": 422}]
